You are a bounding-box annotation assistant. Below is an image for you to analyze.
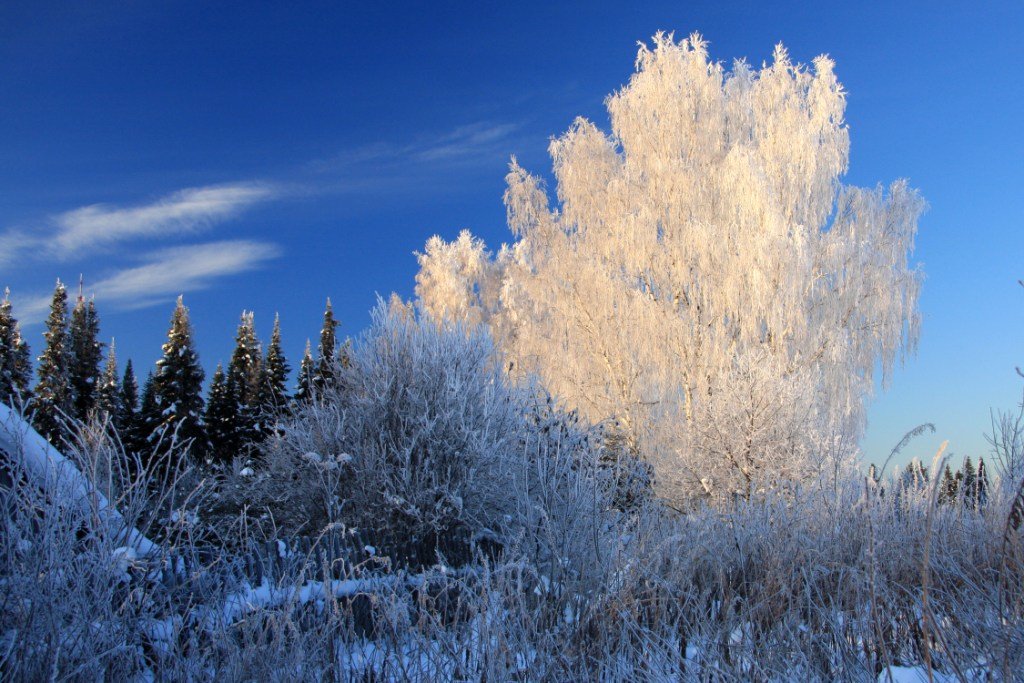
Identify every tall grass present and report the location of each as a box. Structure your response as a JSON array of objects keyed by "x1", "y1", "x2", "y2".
[{"x1": 1, "y1": 305, "x2": 1021, "y2": 680}]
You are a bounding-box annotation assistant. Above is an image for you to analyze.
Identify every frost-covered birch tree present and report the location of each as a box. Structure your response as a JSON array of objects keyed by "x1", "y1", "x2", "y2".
[{"x1": 415, "y1": 33, "x2": 924, "y2": 504}]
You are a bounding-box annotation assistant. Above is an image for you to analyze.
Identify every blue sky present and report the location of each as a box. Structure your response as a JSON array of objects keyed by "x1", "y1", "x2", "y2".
[{"x1": 1, "y1": 1, "x2": 1021, "y2": 468}]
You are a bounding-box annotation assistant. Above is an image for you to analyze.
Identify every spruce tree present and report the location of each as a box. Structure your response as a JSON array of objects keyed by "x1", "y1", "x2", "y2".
[
  {"x1": 295, "y1": 339, "x2": 315, "y2": 405},
  {"x1": 204, "y1": 363, "x2": 238, "y2": 464},
  {"x1": 0, "y1": 289, "x2": 32, "y2": 404},
  {"x1": 867, "y1": 463, "x2": 886, "y2": 499},
  {"x1": 260, "y1": 313, "x2": 290, "y2": 415},
  {"x1": 976, "y1": 457, "x2": 989, "y2": 510},
  {"x1": 939, "y1": 464, "x2": 959, "y2": 505},
  {"x1": 152, "y1": 296, "x2": 206, "y2": 459},
  {"x1": 867, "y1": 462, "x2": 885, "y2": 495},
  {"x1": 69, "y1": 292, "x2": 103, "y2": 422},
  {"x1": 961, "y1": 456, "x2": 977, "y2": 509},
  {"x1": 95, "y1": 339, "x2": 121, "y2": 421},
  {"x1": 338, "y1": 339, "x2": 352, "y2": 371},
  {"x1": 118, "y1": 360, "x2": 139, "y2": 435},
  {"x1": 227, "y1": 311, "x2": 262, "y2": 450},
  {"x1": 134, "y1": 370, "x2": 159, "y2": 458},
  {"x1": 12, "y1": 325, "x2": 31, "y2": 401},
  {"x1": 0, "y1": 289, "x2": 17, "y2": 402},
  {"x1": 33, "y1": 280, "x2": 74, "y2": 444},
  {"x1": 0, "y1": 294, "x2": 12, "y2": 405},
  {"x1": 314, "y1": 298, "x2": 340, "y2": 393}
]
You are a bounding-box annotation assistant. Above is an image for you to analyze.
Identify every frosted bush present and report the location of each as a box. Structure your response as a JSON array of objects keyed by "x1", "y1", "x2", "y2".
[{"x1": 251, "y1": 299, "x2": 618, "y2": 567}]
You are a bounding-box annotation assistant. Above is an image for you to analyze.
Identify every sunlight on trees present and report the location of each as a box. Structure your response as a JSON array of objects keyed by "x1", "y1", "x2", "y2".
[{"x1": 416, "y1": 33, "x2": 925, "y2": 504}]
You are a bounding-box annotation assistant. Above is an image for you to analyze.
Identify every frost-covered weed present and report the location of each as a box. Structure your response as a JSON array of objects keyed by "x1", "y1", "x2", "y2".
[
  {"x1": 1, "y1": 398, "x2": 1022, "y2": 680},
  {"x1": 2, "y1": 318, "x2": 1021, "y2": 681}
]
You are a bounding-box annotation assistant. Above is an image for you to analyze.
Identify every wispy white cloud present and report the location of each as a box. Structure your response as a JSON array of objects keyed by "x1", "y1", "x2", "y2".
[
  {"x1": 10, "y1": 292, "x2": 55, "y2": 329},
  {"x1": 0, "y1": 182, "x2": 279, "y2": 268},
  {"x1": 413, "y1": 122, "x2": 521, "y2": 162},
  {"x1": 0, "y1": 229, "x2": 40, "y2": 268},
  {"x1": 91, "y1": 239, "x2": 280, "y2": 300},
  {"x1": 4, "y1": 122, "x2": 518, "y2": 322},
  {"x1": 15, "y1": 240, "x2": 281, "y2": 325},
  {"x1": 309, "y1": 121, "x2": 523, "y2": 175},
  {"x1": 52, "y1": 182, "x2": 278, "y2": 256}
]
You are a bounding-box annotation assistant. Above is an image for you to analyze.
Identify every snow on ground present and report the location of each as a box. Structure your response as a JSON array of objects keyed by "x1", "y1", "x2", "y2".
[
  {"x1": 878, "y1": 666, "x2": 969, "y2": 682},
  {"x1": 0, "y1": 403, "x2": 158, "y2": 556}
]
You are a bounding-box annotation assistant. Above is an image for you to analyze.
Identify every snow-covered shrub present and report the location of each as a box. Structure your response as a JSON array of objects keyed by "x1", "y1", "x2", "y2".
[
  {"x1": 333, "y1": 300, "x2": 522, "y2": 554},
  {"x1": 324, "y1": 462, "x2": 1021, "y2": 681},
  {"x1": 250, "y1": 299, "x2": 617, "y2": 566},
  {"x1": 224, "y1": 396, "x2": 351, "y2": 536}
]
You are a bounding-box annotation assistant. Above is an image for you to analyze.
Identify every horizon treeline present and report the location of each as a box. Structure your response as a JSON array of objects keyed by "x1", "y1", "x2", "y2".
[
  {"x1": 0, "y1": 280, "x2": 349, "y2": 467},
  {"x1": 1, "y1": 280, "x2": 1000, "y2": 512}
]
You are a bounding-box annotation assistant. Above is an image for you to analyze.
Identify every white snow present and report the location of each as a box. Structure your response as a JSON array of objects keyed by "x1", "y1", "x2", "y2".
[
  {"x1": 878, "y1": 666, "x2": 962, "y2": 683},
  {"x1": 112, "y1": 546, "x2": 138, "y2": 576},
  {"x1": 211, "y1": 575, "x2": 398, "y2": 627},
  {"x1": 0, "y1": 403, "x2": 157, "y2": 556}
]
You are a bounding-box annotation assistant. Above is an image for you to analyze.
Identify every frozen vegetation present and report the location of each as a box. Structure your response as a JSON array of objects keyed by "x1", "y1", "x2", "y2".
[
  {"x1": 0, "y1": 33, "x2": 1021, "y2": 681},
  {"x1": 416, "y1": 32, "x2": 922, "y2": 508},
  {"x1": 1, "y1": 302, "x2": 1021, "y2": 680}
]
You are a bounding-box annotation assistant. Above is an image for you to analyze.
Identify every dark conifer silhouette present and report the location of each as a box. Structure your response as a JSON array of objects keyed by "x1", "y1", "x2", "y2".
[
  {"x1": 961, "y1": 456, "x2": 978, "y2": 510},
  {"x1": 260, "y1": 313, "x2": 290, "y2": 416},
  {"x1": 939, "y1": 463, "x2": 959, "y2": 505},
  {"x1": 118, "y1": 360, "x2": 140, "y2": 441},
  {"x1": 0, "y1": 288, "x2": 32, "y2": 404},
  {"x1": 226, "y1": 311, "x2": 261, "y2": 452},
  {"x1": 295, "y1": 339, "x2": 315, "y2": 405},
  {"x1": 151, "y1": 296, "x2": 206, "y2": 460},
  {"x1": 314, "y1": 299, "x2": 340, "y2": 393},
  {"x1": 69, "y1": 286, "x2": 103, "y2": 422},
  {"x1": 95, "y1": 339, "x2": 121, "y2": 422},
  {"x1": 134, "y1": 370, "x2": 158, "y2": 458},
  {"x1": 33, "y1": 281, "x2": 73, "y2": 444},
  {"x1": 976, "y1": 457, "x2": 989, "y2": 510},
  {"x1": 204, "y1": 363, "x2": 238, "y2": 464}
]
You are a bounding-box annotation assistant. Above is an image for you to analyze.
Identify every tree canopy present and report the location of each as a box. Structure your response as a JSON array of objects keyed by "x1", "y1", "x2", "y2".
[{"x1": 415, "y1": 33, "x2": 924, "y2": 503}]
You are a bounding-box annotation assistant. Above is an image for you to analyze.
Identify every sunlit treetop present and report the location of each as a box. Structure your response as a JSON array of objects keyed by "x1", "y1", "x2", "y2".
[{"x1": 417, "y1": 33, "x2": 924, "y2": 503}]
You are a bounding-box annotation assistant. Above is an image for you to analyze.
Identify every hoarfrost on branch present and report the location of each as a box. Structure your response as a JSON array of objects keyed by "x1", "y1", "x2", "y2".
[{"x1": 416, "y1": 33, "x2": 924, "y2": 503}]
